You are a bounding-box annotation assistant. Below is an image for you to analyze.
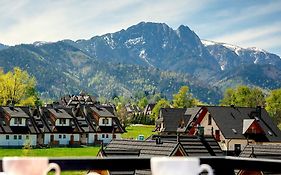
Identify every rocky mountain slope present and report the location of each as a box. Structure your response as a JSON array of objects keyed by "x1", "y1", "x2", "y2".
[{"x1": 0, "y1": 22, "x2": 280, "y2": 104}]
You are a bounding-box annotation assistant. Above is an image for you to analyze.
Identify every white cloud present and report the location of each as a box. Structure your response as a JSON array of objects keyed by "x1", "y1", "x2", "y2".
[{"x1": 0, "y1": 0, "x2": 210, "y2": 45}]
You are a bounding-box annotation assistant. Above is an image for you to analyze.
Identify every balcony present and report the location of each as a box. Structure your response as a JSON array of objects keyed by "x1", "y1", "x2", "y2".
[{"x1": 1, "y1": 156, "x2": 281, "y2": 175}]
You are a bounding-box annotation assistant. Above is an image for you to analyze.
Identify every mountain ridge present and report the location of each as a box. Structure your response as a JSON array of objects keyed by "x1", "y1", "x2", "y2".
[{"x1": 0, "y1": 22, "x2": 280, "y2": 104}]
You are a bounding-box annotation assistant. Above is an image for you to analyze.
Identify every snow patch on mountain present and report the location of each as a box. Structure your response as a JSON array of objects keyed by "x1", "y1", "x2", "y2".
[
  {"x1": 125, "y1": 36, "x2": 145, "y2": 48},
  {"x1": 139, "y1": 49, "x2": 154, "y2": 67},
  {"x1": 103, "y1": 34, "x2": 116, "y2": 49}
]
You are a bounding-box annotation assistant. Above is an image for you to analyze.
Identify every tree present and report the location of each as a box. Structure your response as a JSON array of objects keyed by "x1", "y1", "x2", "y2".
[
  {"x1": 266, "y1": 89, "x2": 281, "y2": 125},
  {"x1": 220, "y1": 85, "x2": 265, "y2": 107},
  {"x1": 0, "y1": 67, "x2": 38, "y2": 106},
  {"x1": 138, "y1": 97, "x2": 148, "y2": 109},
  {"x1": 172, "y1": 86, "x2": 197, "y2": 108},
  {"x1": 151, "y1": 98, "x2": 170, "y2": 119}
]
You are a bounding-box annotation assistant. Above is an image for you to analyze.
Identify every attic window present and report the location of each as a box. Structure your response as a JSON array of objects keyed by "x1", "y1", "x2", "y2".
[
  {"x1": 268, "y1": 131, "x2": 273, "y2": 136},
  {"x1": 232, "y1": 129, "x2": 237, "y2": 134}
]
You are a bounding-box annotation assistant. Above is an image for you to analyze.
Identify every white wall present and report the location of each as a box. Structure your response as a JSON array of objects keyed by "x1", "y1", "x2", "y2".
[
  {"x1": 53, "y1": 134, "x2": 79, "y2": 145},
  {"x1": 44, "y1": 133, "x2": 51, "y2": 145},
  {"x1": 0, "y1": 134, "x2": 36, "y2": 146},
  {"x1": 55, "y1": 119, "x2": 70, "y2": 126},
  {"x1": 98, "y1": 133, "x2": 112, "y2": 143},
  {"x1": 88, "y1": 133, "x2": 95, "y2": 144},
  {"x1": 10, "y1": 118, "x2": 26, "y2": 126},
  {"x1": 99, "y1": 118, "x2": 112, "y2": 126}
]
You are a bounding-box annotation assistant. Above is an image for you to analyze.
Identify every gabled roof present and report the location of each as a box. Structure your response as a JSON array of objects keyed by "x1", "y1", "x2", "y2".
[
  {"x1": 104, "y1": 139, "x2": 186, "y2": 157},
  {"x1": 2, "y1": 106, "x2": 30, "y2": 118},
  {"x1": 240, "y1": 144, "x2": 281, "y2": 159},
  {"x1": 0, "y1": 107, "x2": 40, "y2": 134},
  {"x1": 144, "y1": 103, "x2": 156, "y2": 115},
  {"x1": 48, "y1": 108, "x2": 73, "y2": 119},
  {"x1": 151, "y1": 135, "x2": 223, "y2": 156},
  {"x1": 205, "y1": 106, "x2": 281, "y2": 141},
  {"x1": 90, "y1": 106, "x2": 115, "y2": 118},
  {"x1": 158, "y1": 108, "x2": 189, "y2": 132}
]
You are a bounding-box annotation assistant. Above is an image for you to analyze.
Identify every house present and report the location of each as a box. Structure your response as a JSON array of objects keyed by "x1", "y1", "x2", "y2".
[
  {"x1": 0, "y1": 106, "x2": 40, "y2": 146},
  {"x1": 143, "y1": 103, "x2": 156, "y2": 116},
  {"x1": 41, "y1": 107, "x2": 81, "y2": 146},
  {"x1": 85, "y1": 105, "x2": 124, "y2": 144},
  {"x1": 98, "y1": 139, "x2": 187, "y2": 175},
  {"x1": 65, "y1": 106, "x2": 96, "y2": 145},
  {"x1": 29, "y1": 107, "x2": 52, "y2": 146},
  {"x1": 155, "y1": 108, "x2": 190, "y2": 134},
  {"x1": 187, "y1": 106, "x2": 281, "y2": 155}
]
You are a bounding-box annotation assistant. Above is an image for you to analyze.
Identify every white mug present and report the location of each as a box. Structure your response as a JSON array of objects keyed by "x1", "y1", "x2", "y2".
[
  {"x1": 3, "y1": 157, "x2": 61, "y2": 175},
  {"x1": 151, "y1": 157, "x2": 213, "y2": 175}
]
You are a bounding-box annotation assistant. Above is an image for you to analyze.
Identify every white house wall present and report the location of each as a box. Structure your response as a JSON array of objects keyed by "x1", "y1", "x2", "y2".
[
  {"x1": 0, "y1": 134, "x2": 37, "y2": 146},
  {"x1": 44, "y1": 133, "x2": 51, "y2": 145},
  {"x1": 88, "y1": 133, "x2": 95, "y2": 144},
  {"x1": 98, "y1": 133, "x2": 112, "y2": 143},
  {"x1": 53, "y1": 134, "x2": 79, "y2": 145}
]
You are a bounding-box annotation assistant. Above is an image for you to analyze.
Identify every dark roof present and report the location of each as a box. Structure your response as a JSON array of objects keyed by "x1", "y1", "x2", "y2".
[
  {"x1": 0, "y1": 107, "x2": 40, "y2": 134},
  {"x1": 104, "y1": 139, "x2": 185, "y2": 157},
  {"x1": 2, "y1": 106, "x2": 30, "y2": 118},
  {"x1": 186, "y1": 107, "x2": 201, "y2": 126},
  {"x1": 151, "y1": 135, "x2": 223, "y2": 156},
  {"x1": 240, "y1": 144, "x2": 281, "y2": 159},
  {"x1": 206, "y1": 106, "x2": 281, "y2": 141},
  {"x1": 158, "y1": 108, "x2": 190, "y2": 132},
  {"x1": 98, "y1": 105, "x2": 116, "y2": 115},
  {"x1": 90, "y1": 106, "x2": 115, "y2": 118},
  {"x1": 48, "y1": 108, "x2": 73, "y2": 119}
]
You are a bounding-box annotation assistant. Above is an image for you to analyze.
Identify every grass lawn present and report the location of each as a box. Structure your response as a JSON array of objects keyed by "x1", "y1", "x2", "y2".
[
  {"x1": 122, "y1": 124, "x2": 155, "y2": 139},
  {"x1": 0, "y1": 147, "x2": 100, "y2": 175}
]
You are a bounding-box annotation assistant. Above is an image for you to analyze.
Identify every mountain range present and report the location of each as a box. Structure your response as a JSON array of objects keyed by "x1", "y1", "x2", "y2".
[{"x1": 0, "y1": 22, "x2": 280, "y2": 104}]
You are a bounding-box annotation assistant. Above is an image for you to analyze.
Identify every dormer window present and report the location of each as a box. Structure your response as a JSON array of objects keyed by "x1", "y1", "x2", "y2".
[
  {"x1": 103, "y1": 118, "x2": 109, "y2": 125},
  {"x1": 14, "y1": 118, "x2": 22, "y2": 125},
  {"x1": 59, "y1": 119, "x2": 66, "y2": 124}
]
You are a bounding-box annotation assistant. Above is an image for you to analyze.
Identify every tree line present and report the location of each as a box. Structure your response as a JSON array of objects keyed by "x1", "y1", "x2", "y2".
[{"x1": 2, "y1": 67, "x2": 281, "y2": 127}]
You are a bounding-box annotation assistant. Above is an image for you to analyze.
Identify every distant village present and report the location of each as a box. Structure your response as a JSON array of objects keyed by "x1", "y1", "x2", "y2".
[{"x1": 1, "y1": 91, "x2": 281, "y2": 174}]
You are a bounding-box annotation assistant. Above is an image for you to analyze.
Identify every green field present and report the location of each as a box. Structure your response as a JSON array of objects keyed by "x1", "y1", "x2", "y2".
[
  {"x1": 0, "y1": 125, "x2": 155, "y2": 174},
  {"x1": 122, "y1": 124, "x2": 155, "y2": 139}
]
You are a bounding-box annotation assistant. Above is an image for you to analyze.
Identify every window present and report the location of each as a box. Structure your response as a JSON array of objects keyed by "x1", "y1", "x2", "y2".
[
  {"x1": 102, "y1": 134, "x2": 105, "y2": 138},
  {"x1": 19, "y1": 118, "x2": 22, "y2": 125},
  {"x1": 59, "y1": 135, "x2": 62, "y2": 139},
  {"x1": 102, "y1": 118, "x2": 109, "y2": 125},
  {"x1": 6, "y1": 135, "x2": 9, "y2": 140},
  {"x1": 26, "y1": 135, "x2": 29, "y2": 139},
  {"x1": 208, "y1": 114, "x2": 212, "y2": 125},
  {"x1": 86, "y1": 134, "x2": 89, "y2": 138},
  {"x1": 19, "y1": 135, "x2": 22, "y2": 140},
  {"x1": 106, "y1": 134, "x2": 109, "y2": 138},
  {"x1": 14, "y1": 135, "x2": 17, "y2": 140},
  {"x1": 234, "y1": 144, "x2": 241, "y2": 156},
  {"x1": 63, "y1": 135, "x2": 66, "y2": 139}
]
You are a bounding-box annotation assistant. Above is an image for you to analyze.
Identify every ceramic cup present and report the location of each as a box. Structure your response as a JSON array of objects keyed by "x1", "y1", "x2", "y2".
[
  {"x1": 151, "y1": 157, "x2": 213, "y2": 175},
  {"x1": 3, "y1": 157, "x2": 61, "y2": 175}
]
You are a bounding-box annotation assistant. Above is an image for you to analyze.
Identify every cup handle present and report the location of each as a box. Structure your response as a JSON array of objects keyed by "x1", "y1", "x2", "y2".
[
  {"x1": 46, "y1": 163, "x2": 61, "y2": 175},
  {"x1": 200, "y1": 164, "x2": 213, "y2": 175}
]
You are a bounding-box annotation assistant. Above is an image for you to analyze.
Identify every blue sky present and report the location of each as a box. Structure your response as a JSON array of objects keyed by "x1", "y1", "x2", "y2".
[{"x1": 0, "y1": 0, "x2": 281, "y2": 56}]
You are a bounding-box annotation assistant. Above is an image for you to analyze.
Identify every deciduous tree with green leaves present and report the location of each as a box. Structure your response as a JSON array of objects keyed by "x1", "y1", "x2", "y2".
[
  {"x1": 266, "y1": 89, "x2": 281, "y2": 125},
  {"x1": 138, "y1": 97, "x2": 148, "y2": 110},
  {"x1": 151, "y1": 98, "x2": 170, "y2": 119},
  {"x1": 172, "y1": 86, "x2": 197, "y2": 108},
  {"x1": 220, "y1": 85, "x2": 265, "y2": 107},
  {"x1": 0, "y1": 67, "x2": 40, "y2": 106}
]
